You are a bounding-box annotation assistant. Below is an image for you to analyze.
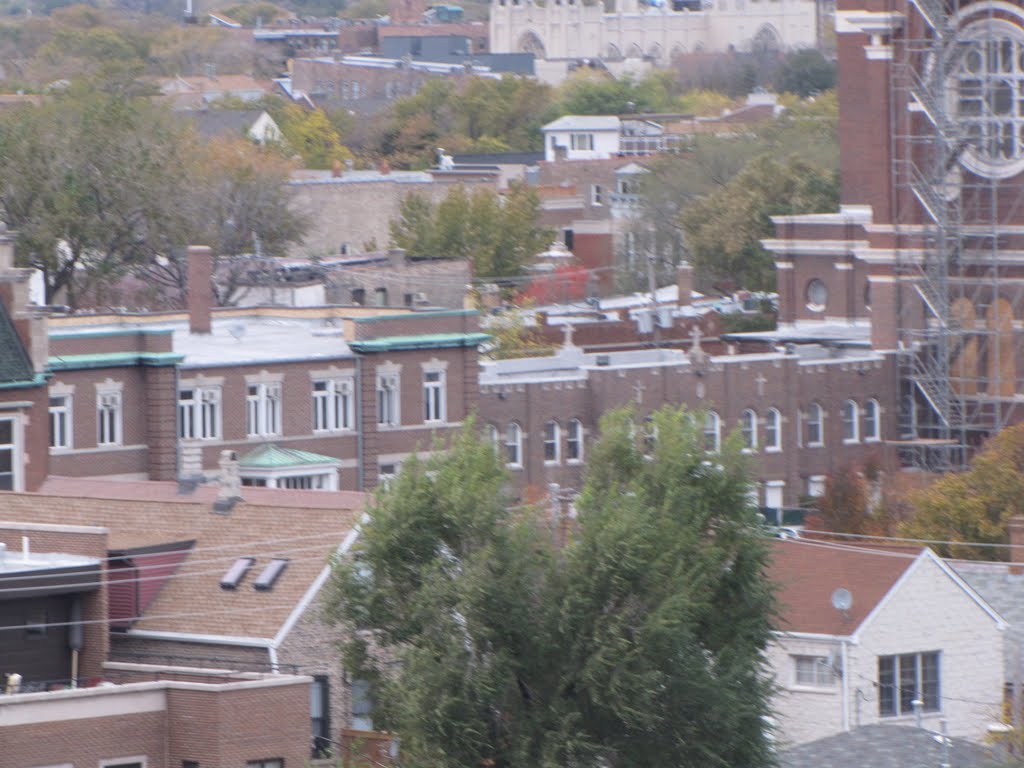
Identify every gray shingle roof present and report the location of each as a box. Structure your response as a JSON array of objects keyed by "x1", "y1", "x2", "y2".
[
  {"x1": 0, "y1": 299, "x2": 35, "y2": 384},
  {"x1": 779, "y1": 724, "x2": 999, "y2": 768},
  {"x1": 182, "y1": 109, "x2": 264, "y2": 140}
]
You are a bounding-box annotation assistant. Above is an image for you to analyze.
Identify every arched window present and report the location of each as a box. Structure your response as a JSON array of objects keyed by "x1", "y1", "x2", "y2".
[
  {"x1": 567, "y1": 418, "x2": 584, "y2": 462},
  {"x1": 806, "y1": 279, "x2": 827, "y2": 312},
  {"x1": 741, "y1": 409, "x2": 758, "y2": 451},
  {"x1": 864, "y1": 399, "x2": 881, "y2": 442},
  {"x1": 806, "y1": 403, "x2": 824, "y2": 447},
  {"x1": 841, "y1": 400, "x2": 859, "y2": 443},
  {"x1": 764, "y1": 408, "x2": 782, "y2": 452},
  {"x1": 505, "y1": 422, "x2": 522, "y2": 467},
  {"x1": 486, "y1": 423, "x2": 500, "y2": 451},
  {"x1": 704, "y1": 411, "x2": 721, "y2": 453},
  {"x1": 543, "y1": 420, "x2": 560, "y2": 464}
]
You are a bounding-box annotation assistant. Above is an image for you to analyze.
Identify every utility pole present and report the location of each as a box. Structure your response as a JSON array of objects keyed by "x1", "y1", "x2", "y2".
[{"x1": 646, "y1": 250, "x2": 661, "y2": 349}]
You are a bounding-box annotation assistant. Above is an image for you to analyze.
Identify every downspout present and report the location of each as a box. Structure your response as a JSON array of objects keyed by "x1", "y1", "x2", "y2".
[
  {"x1": 268, "y1": 644, "x2": 280, "y2": 673},
  {"x1": 356, "y1": 355, "x2": 364, "y2": 491},
  {"x1": 841, "y1": 638, "x2": 850, "y2": 732}
]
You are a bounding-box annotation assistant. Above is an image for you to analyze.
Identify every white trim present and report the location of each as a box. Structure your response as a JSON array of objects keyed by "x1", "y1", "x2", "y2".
[
  {"x1": 124, "y1": 628, "x2": 274, "y2": 647},
  {"x1": 834, "y1": 9, "x2": 904, "y2": 35},
  {"x1": 273, "y1": 515, "x2": 365, "y2": 648},
  {"x1": 772, "y1": 629, "x2": 854, "y2": 642},
  {"x1": 58, "y1": 443, "x2": 150, "y2": 456},
  {"x1": 931, "y1": 550, "x2": 1009, "y2": 630},
  {"x1": 309, "y1": 364, "x2": 356, "y2": 380},
  {"x1": 850, "y1": 549, "x2": 1007, "y2": 643},
  {"x1": 178, "y1": 373, "x2": 224, "y2": 387},
  {"x1": 100, "y1": 756, "x2": 149, "y2": 768},
  {"x1": 244, "y1": 369, "x2": 285, "y2": 385},
  {"x1": 761, "y1": 239, "x2": 861, "y2": 256}
]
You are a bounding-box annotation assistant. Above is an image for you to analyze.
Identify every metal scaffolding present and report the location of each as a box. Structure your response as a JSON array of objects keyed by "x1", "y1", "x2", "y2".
[{"x1": 892, "y1": 0, "x2": 1024, "y2": 471}]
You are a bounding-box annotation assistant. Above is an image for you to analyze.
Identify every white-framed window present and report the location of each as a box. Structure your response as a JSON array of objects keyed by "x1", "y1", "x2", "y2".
[
  {"x1": 793, "y1": 655, "x2": 836, "y2": 688},
  {"x1": 864, "y1": 398, "x2": 881, "y2": 442},
  {"x1": 313, "y1": 378, "x2": 354, "y2": 432},
  {"x1": 878, "y1": 651, "x2": 940, "y2": 717},
  {"x1": 543, "y1": 420, "x2": 560, "y2": 463},
  {"x1": 841, "y1": 400, "x2": 859, "y2": 443},
  {"x1": 49, "y1": 394, "x2": 72, "y2": 450},
  {"x1": 806, "y1": 402, "x2": 824, "y2": 447},
  {"x1": 423, "y1": 369, "x2": 446, "y2": 423},
  {"x1": 179, "y1": 386, "x2": 222, "y2": 440},
  {"x1": 807, "y1": 474, "x2": 826, "y2": 497},
  {"x1": 571, "y1": 132, "x2": 594, "y2": 151},
  {"x1": 97, "y1": 388, "x2": 123, "y2": 446},
  {"x1": 567, "y1": 418, "x2": 584, "y2": 462},
  {"x1": 350, "y1": 678, "x2": 374, "y2": 731},
  {"x1": 247, "y1": 382, "x2": 282, "y2": 437},
  {"x1": 378, "y1": 462, "x2": 398, "y2": 488},
  {"x1": 377, "y1": 372, "x2": 400, "y2": 426},
  {"x1": 741, "y1": 409, "x2": 758, "y2": 452},
  {"x1": 704, "y1": 411, "x2": 721, "y2": 453},
  {"x1": 0, "y1": 416, "x2": 20, "y2": 491},
  {"x1": 591, "y1": 184, "x2": 604, "y2": 206},
  {"x1": 765, "y1": 480, "x2": 785, "y2": 510},
  {"x1": 486, "y1": 423, "x2": 500, "y2": 451},
  {"x1": 764, "y1": 408, "x2": 781, "y2": 452},
  {"x1": 505, "y1": 422, "x2": 522, "y2": 467}
]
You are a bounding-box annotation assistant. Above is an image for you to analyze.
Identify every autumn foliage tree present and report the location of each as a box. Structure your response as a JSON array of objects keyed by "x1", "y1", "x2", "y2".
[{"x1": 901, "y1": 424, "x2": 1024, "y2": 560}]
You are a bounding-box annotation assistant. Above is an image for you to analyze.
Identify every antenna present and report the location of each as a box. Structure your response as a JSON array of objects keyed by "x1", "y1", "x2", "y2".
[{"x1": 831, "y1": 587, "x2": 853, "y2": 612}]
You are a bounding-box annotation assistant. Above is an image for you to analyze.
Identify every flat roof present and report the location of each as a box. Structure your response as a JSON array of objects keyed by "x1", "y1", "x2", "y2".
[
  {"x1": 543, "y1": 115, "x2": 621, "y2": 132},
  {"x1": 52, "y1": 316, "x2": 355, "y2": 368}
]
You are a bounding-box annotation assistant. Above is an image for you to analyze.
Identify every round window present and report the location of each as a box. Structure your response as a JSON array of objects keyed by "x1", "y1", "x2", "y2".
[
  {"x1": 806, "y1": 279, "x2": 827, "y2": 312},
  {"x1": 953, "y1": 17, "x2": 1024, "y2": 179}
]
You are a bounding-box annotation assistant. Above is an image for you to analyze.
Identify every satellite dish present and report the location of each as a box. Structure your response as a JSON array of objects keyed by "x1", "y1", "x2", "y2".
[{"x1": 831, "y1": 587, "x2": 853, "y2": 612}]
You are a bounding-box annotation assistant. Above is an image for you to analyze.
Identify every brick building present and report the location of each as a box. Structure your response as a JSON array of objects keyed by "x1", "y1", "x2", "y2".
[
  {"x1": 0, "y1": 517, "x2": 319, "y2": 767},
  {"x1": 1, "y1": 476, "x2": 366, "y2": 758},
  {"x1": 0, "y1": 244, "x2": 485, "y2": 493},
  {"x1": 288, "y1": 165, "x2": 497, "y2": 261}
]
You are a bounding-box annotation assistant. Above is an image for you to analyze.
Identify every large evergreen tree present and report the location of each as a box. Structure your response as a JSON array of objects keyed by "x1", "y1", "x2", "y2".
[{"x1": 327, "y1": 408, "x2": 777, "y2": 768}]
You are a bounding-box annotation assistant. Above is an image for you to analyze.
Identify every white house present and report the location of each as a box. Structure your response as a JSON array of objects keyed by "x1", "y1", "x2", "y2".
[
  {"x1": 542, "y1": 116, "x2": 622, "y2": 162},
  {"x1": 767, "y1": 539, "x2": 1006, "y2": 747}
]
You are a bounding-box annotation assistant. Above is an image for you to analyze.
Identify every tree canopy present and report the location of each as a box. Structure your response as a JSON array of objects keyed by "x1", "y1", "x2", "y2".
[
  {"x1": 901, "y1": 424, "x2": 1024, "y2": 560},
  {"x1": 389, "y1": 183, "x2": 552, "y2": 279},
  {"x1": 0, "y1": 74, "x2": 307, "y2": 308},
  {"x1": 680, "y1": 154, "x2": 839, "y2": 291},
  {"x1": 326, "y1": 407, "x2": 778, "y2": 768}
]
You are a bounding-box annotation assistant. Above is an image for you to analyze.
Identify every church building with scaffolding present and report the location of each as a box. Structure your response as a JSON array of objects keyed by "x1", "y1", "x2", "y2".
[{"x1": 764, "y1": 0, "x2": 1024, "y2": 473}]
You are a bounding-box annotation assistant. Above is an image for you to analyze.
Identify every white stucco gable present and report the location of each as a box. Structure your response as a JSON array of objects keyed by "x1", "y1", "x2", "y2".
[{"x1": 767, "y1": 543, "x2": 1006, "y2": 747}]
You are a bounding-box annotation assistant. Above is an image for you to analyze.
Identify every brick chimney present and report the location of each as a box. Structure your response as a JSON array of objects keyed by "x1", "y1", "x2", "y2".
[
  {"x1": 1010, "y1": 516, "x2": 1024, "y2": 574},
  {"x1": 214, "y1": 449, "x2": 242, "y2": 513},
  {"x1": 677, "y1": 261, "x2": 693, "y2": 308},
  {"x1": 187, "y1": 245, "x2": 213, "y2": 335}
]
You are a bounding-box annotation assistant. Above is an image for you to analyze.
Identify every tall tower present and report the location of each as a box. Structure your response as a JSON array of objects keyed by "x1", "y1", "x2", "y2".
[{"x1": 886, "y1": 0, "x2": 1024, "y2": 470}]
